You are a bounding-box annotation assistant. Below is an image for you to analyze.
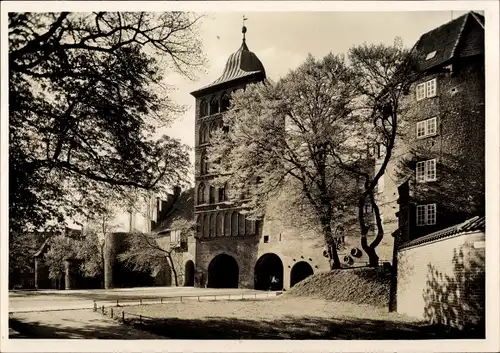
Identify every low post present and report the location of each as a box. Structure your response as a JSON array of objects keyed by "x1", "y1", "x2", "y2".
[
  {"x1": 180, "y1": 296, "x2": 182, "y2": 302},
  {"x1": 198, "y1": 296, "x2": 200, "y2": 302},
  {"x1": 116, "y1": 299, "x2": 119, "y2": 307},
  {"x1": 122, "y1": 311, "x2": 125, "y2": 323},
  {"x1": 93, "y1": 301, "x2": 97, "y2": 312},
  {"x1": 111, "y1": 308, "x2": 113, "y2": 319},
  {"x1": 101, "y1": 305, "x2": 104, "y2": 314},
  {"x1": 160, "y1": 297, "x2": 163, "y2": 304},
  {"x1": 140, "y1": 298, "x2": 142, "y2": 305}
]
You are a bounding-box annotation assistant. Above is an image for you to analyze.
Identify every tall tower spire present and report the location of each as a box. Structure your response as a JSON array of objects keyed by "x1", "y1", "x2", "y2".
[{"x1": 242, "y1": 15, "x2": 248, "y2": 43}]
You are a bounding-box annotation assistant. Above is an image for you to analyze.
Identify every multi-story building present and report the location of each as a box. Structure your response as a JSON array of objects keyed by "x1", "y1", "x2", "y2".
[{"x1": 382, "y1": 11, "x2": 485, "y2": 243}]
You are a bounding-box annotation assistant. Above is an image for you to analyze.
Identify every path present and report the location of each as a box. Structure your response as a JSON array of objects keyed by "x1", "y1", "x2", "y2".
[
  {"x1": 9, "y1": 287, "x2": 276, "y2": 312},
  {"x1": 9, "y1": 309, "x2": 163, "y2": 339}
]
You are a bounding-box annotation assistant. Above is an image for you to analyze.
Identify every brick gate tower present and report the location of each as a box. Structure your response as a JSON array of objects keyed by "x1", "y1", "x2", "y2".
[{"x1": 190, "y1": 24, "x2": 267, "y2": 288}]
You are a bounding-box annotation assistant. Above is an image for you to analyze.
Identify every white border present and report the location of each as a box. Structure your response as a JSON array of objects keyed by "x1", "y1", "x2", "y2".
[{"x1": 1, "y1": 1, "x2": 499, "y2": 353}]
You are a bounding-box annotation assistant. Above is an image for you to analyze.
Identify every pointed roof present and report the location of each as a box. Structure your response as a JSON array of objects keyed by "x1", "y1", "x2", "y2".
[
  {"x1": 413, "y1": 11, "x2": 484, "y2": 72},
  {"x1": 191, "y1": 30, "x2": 266, "y2": 97}
]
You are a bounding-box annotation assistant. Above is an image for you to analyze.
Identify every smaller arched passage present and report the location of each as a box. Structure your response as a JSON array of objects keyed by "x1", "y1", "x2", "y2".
[
  {"x1": 184, "y1": 260, "x2": 195, "y2": 286},
  {"x1": 254, "y1": 253, "x2": 284, "y2": 291},
  {"x1": 207, "y1": 254, "x2": 239, "y2": 288},
  {"x1": 290, "y1": 261, "x2": 314, "y2": 288}
]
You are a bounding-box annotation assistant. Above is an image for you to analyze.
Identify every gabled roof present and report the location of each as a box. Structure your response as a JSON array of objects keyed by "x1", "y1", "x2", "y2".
[
  {"x1": 413, "y1": 11, "x2": 484, "y2": 72},
  {"x1": 399, "y1": 215, "x2": 485, "y2": 250},
  {"x1": 152, "y1": 188, "x2": 194, "y2": 234}
]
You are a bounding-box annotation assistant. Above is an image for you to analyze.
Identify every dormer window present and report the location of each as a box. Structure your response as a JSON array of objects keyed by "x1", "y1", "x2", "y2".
[{"x1": 425, "y1": 51, "x2": 437, "y2": 60}]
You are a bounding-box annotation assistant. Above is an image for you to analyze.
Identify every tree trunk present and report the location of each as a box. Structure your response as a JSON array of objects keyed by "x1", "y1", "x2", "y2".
[
  {"x1": 361, "y1": 236, "x2": 379, "y2": 267},
  {"x1": 100, "y1": 244, "x2": 105, "y2": 289},
  {"x1": 358, "y1": 193, "x2": 382, "y2": 267},
  {"x1": 323, "y1": 224, "x2": 341, "y2": 269},
  {"x1": 166, "y1": 253, "x2": 179, "y2": 287}
]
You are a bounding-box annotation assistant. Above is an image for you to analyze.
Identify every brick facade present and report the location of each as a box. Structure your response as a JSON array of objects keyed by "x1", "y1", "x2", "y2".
[{"x1": 382, "y1": 12, "x2": 485, "y2": 243}]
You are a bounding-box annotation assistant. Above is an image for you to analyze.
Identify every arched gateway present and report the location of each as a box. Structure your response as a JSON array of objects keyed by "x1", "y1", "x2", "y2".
[
  {"x1": 184, "y1": 260, "x2": 195, "y2": 286},
  {"x1": 290, "y1": 261, "x2": 314, "y2": 287},
  {"x1": 207, "y1": 254, "x2": 239, "y2": 288},
  {"x1": 254, "y1": 253, "x2": 284, "y2": 290}
]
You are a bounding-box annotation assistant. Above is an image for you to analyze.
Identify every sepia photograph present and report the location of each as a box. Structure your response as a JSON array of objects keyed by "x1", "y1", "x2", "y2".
[{"x1": 1, "y1": 1, "x2": 498, "y2": 352}]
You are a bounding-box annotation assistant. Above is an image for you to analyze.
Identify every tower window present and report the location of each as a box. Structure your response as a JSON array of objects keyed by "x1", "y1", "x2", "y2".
[
  {"x1": 218, "y1": 187, "x2": 226, "y2": 202},
  {"x1": 210, "y1": 97, "x2": 219, "y2": 115},
  {"x1": 263, "y1": 235, "x2": 269, "y2": 243},
  {"x1": 209, "y1": 186, "x2": 216, "y2": 204},
  {"x1": 197, "y1": 183, "x2": 205, "y2": 204},
  {"x1": 416, "y1": 204, "x2": 437, "y2": 226},
  {"x1": 200, "y1": 99, "x2": 208, "y2": 117},
  {"x1": 416, "y1": 159, "x2": 437, "y2": 183},
  {"x1": 221, "y1": 93, "x2": 230, "y2": 112}
]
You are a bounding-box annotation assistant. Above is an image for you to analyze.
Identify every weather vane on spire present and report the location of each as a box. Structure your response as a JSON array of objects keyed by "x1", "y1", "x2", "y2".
[{"x1": 242, "y1": 15, "x2": 248, "y2": 42}]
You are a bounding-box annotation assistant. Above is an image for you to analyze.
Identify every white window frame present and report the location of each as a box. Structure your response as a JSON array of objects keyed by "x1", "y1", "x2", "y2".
[
  {"x1": 416, "y1": 78, "x2": 437, "y2": 101},
  {"x1": 425, "y1": 159, "x2": 437, "y2": 182},
  {"x1": 416, "y1": 117, "x2": 438, "y2": 139},
  {"x1": 426, "y1": 117, "x2": 437, "y2": 136},
  {"x1": 171, "y1": 229, "x2": 181, "y2": 244},
  {"x1": 426, "y1": 78, "x2": 437, "y2": 98},
  {"x1": 416, "y1": 121, "x2": 426, "y2": 138},
  {"x1": 416, "y1": 159, "x2": 437, "y2": 183},
  {"x1": 416, "y1": 83, "x2": 426, "y2": 101},
  {"x1": 416, "y1": 204, "x2": 437, "y2": 226},
  {"x1": 416, "y1": 161, "x2": 426, "y2": 183}
]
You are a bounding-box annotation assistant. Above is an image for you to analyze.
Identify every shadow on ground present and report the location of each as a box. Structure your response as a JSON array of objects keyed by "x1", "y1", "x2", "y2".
[
  {"x1": 9, "y1": 316, "x2": 156, "y2": 339},
  {"x1": 123, "y1": 315, "x2": 482, "y2": 340}
]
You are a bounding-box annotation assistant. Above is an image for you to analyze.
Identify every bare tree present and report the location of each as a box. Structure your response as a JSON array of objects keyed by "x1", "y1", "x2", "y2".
[{"x1": 331, "y1": 40, "x2": 420, "y2": 266}]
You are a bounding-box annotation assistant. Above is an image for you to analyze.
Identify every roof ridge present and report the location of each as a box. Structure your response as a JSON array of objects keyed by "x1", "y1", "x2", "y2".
[{"x1": 450, "y1": 13, "x2": 470, "y2": 59}]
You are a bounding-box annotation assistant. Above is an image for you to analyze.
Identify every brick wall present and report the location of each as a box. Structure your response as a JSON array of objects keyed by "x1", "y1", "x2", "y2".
[{"x1": 396, "y1": 230, "x2": 485, "y2": 331}]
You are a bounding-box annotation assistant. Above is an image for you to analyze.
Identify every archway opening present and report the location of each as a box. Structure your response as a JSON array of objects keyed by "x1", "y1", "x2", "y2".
[
  {"x1": 254, "y1": 253, "x2": 284, "y2": 291},
  {"x1": 184, "y1": 260, "x2": 195, "y2": 286},
  {"x1": 207, "y1": 254, "x2": 239, "y2": 288},
  {"x1": 290, "y1": 261, "x2": 314, "y2": 287}
]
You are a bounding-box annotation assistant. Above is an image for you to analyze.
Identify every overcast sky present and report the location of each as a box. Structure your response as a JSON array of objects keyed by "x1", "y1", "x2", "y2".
[{"x1": 162, "y1": 10, "x2": 473, "y2": 176}]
